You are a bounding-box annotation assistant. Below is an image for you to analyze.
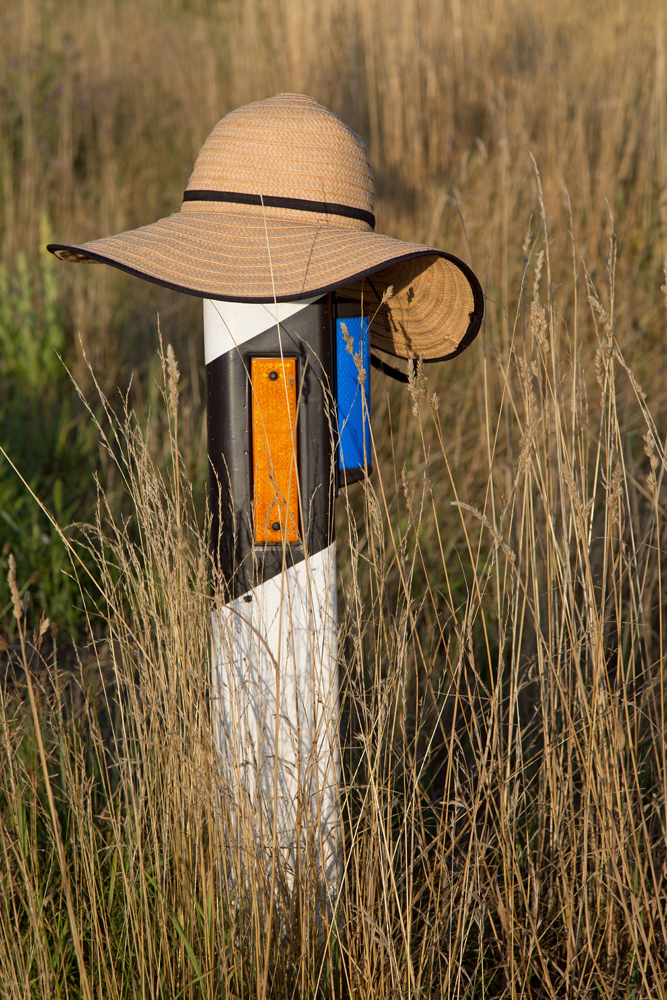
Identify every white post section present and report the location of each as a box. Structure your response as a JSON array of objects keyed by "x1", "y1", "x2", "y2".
[
  {"x1": 205, "y1": 299, "x2": 340, "y2": 883},
  {"x1": 211, "y1": 544, "x2": 339, "y2": 881}
]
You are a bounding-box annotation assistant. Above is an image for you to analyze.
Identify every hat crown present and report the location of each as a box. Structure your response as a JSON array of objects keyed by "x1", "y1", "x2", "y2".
[{"x1": 185, "y1": 94, "x2": 374, "y2": 229}]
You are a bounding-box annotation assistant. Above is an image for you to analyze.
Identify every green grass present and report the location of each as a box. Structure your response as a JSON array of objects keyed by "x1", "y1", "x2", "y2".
[{"x1": 0, "y1": 228, "x2": 100, "y2": 638}]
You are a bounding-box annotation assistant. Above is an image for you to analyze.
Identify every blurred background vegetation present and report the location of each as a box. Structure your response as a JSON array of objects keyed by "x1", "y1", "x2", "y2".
[
  {"x1": 2, "y1": 0, "x2": 666, "y2": 640},
  {"x1": 0, "y1": 0, "x2": 663, "y2": 628}
]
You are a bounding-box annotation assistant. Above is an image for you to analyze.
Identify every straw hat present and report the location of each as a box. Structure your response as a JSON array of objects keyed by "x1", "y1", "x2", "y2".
[{"x1": 48, "y1": 93, "x2": 483, "y2": 362}]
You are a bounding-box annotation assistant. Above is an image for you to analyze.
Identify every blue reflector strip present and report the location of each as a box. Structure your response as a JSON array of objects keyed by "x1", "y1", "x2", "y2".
[{"x1": 336, "y1": 316, "x2": 371, "y2": 473}]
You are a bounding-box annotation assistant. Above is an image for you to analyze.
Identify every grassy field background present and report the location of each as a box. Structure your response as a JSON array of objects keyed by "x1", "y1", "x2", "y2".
[{"x1": 2, "y1": 0, "x2": 667, "y2": 996}]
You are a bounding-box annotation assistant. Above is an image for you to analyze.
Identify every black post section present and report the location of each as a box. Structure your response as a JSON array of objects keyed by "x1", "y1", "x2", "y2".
[{"x1": 206, "y1": 297, "x2": 334, "y2": 602}]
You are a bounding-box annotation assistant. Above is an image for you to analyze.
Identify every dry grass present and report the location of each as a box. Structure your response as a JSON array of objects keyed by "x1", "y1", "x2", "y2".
[{"x1": 2, "y1": 0, "x2": 667, "y2": 996}]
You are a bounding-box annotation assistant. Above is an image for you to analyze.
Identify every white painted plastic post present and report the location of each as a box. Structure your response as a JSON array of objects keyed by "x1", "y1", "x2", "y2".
[{"x1": 204, "y1": 298, "x2": 340, "y2": 883}]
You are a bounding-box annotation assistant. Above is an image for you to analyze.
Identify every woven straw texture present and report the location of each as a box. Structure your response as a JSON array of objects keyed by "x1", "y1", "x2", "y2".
[{"x1": 48, "y1": 94, "x2": 483, "y2": 360}]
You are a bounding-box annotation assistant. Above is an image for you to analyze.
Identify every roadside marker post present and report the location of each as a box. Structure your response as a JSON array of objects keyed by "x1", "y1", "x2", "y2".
[
  {"x1": 204, "y1": 293, "x2": 373, "y2": 881},
  {"x1": 47, "y1": 92, "x2": 484, "y2": 890}
]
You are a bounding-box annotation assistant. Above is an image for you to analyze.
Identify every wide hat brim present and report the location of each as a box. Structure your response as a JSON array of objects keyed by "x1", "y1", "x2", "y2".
[{"x1": 48, "y1": 210, "x2": 483, "y2": 362}]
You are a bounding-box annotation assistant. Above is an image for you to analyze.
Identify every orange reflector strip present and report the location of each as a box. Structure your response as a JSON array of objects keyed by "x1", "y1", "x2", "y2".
[{"x1": 251, "y1": 358, "x2": 300, "y2": 544}]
